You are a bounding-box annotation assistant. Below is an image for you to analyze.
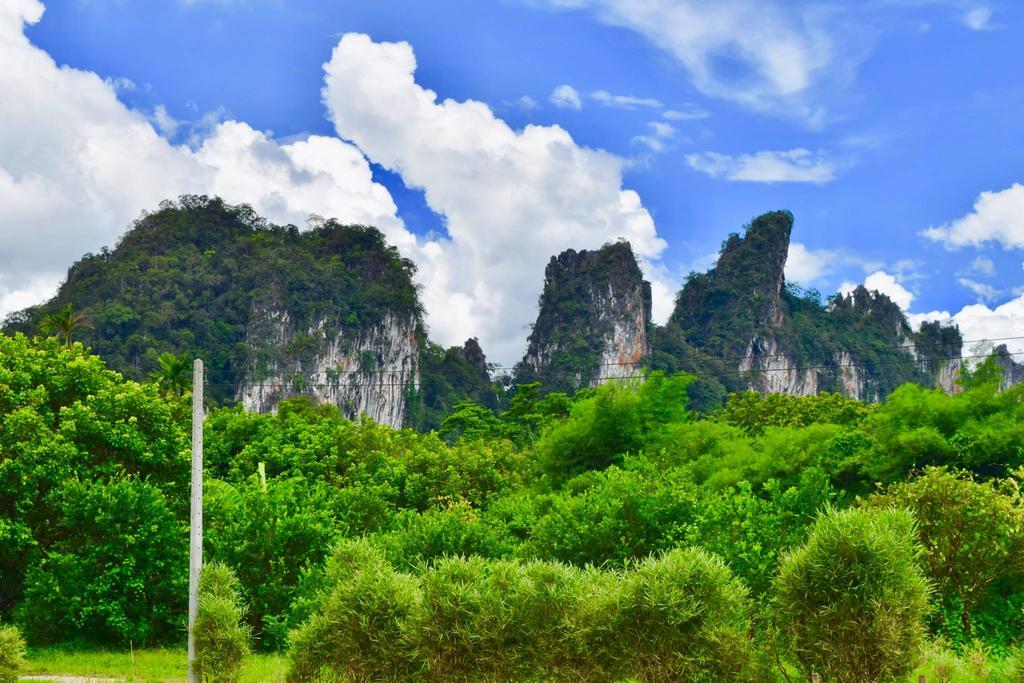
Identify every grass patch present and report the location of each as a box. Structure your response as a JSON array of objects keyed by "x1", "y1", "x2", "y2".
[{"x1": 25, "y1": 647, "x2": 285, "y2": 682}]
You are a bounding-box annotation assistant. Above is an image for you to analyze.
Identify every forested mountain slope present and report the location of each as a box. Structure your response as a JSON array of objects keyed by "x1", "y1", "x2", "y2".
[
  {"x1": 7, "y1": 197, "x2": 1014, "y2": 424},
  {"x1": 523, "y1": 210, "x2": 981, "y2": 409},
  {"x1": 2, "y1": 196, "x2": 494, "y2": 429}
]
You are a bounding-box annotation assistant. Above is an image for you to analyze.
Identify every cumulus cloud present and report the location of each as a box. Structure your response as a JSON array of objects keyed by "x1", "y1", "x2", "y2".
[
  {"x1": 322, "y1": 33, "x2": 671, "y2": 362},
  {"x1": 686, "y1": 148, "x2": 836, "y2": 184},
  {"x1": 550, "y1": 84, "x2": 583, "y2": 110},
  {"x1": 2, "y1": 8, "x2": 674, "y2": 365},
  {"x1": 951, "y1": 295, "x2": 1024, "y2": 356},
  {"x1": 922, "y1": 183, "x2": 1024, "y2": 250},
  {"x1": 0, "y1": 1, "x2": 404, "y2": 318},
  {"x1": 785, "y1": 242, "x2": 884, "y2": 286},
  {"x1": 786, "y1": 243, "x2": 838, "y2": 284},
  {"x1": 962, "y1": 255, "x2": 996, "y2": 277},
  {"x1": 839, "y1": 270, "x2": 915, "y2": 310},
  {"x1": 515, "y1": 95, "x2": 539, "y2": 111},
  {"x1": 913, "y1": 295, "x2": 1024, "y2": 358}
]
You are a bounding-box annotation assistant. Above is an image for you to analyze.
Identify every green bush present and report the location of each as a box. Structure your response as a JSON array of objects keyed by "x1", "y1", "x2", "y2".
[
  {"x1": 611, "y1": 548, "x2": 752, "y2": 681},
  {"x1": 289, "y1": 543, "x2": 751, "y2": 681},
  {"x1": 286, "y1": 540, "x2": 421, "y2": 682},
  {"x1": 17, "y1": 476, "x2": 186, "y2": 646},
  {"x1": 774, "y1": 506, "x2": 931, "y2": 682},
  {"x1": 869, "y1": 467, "x2": 1024, "y2": 641},
  {"x1": 0, "y1": 624, "x2": 27, "y2": 683},
  {"x1": 194, "y1": 563, "x2": 251, "y2": 683},
  {"x1": 411, "y1": 556, "x2": 586, "y2": 680}
]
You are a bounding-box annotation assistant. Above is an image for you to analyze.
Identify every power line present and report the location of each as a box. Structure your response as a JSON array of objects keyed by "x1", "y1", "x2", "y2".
[
  {"x1": 203, "y1": 334, "x2": 1024, "y2": 382},
  {"x1": 207, "y1": 350, "x2": 1024, "y2": 391}
]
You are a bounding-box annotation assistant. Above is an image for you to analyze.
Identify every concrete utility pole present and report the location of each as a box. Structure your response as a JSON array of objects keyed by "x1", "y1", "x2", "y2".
[{"x1": 187, "y1": 359, "x2": 204, "y2": 683}]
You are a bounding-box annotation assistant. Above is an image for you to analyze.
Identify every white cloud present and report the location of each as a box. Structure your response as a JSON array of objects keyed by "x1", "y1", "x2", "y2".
[
  {"x1": 105, "y1": 76, "x2": 136, "y2": 92},
  {"x1": 686, "y1": 148, "x2": 836, "y2": 184},
  {"x1": 964, "y1": 255, "x2": 996, "y2": 277},
  {"x1": 549, "y1": 84, "x2": 583, "y2": 110},
  {"x1": 2, "y1": 6, "x2": 674, "y2": 365},
  {"x1": 663, "y1": 106, "x2": 709, "y2": 121},
  {"x1": 951, "y1": 295, "x2": 1024, "y2": 356},
  {"x1": 631, "y1": 121, "x2": 675, "y2": 153},
  {"x1": 962, "y1": 6, "x2": 993, "y2": 30},
  {"x1": 957, "y1": 277, "x2": 1001, "y2": 303},
  {"x1": 922, "y1": 183, "x2": 1024, "y2": 250},
  {"x1": 150, "y1": 104, "x2": 181, "y2": 137},
  {"x1": 907, "y1": 296, "x2": 1024, "y2": 360},
  {"x1": 515, "y1": 95, "x2": 539, "y2": 111},
  {"x1": 322, "y1": 33, "x2": 672, "y2": 363},
  {"x1": 786, "y1": 243, "x2": 838, "y2": 284},
  {"x1": 0, "y1": 2, "x2": 404, "y2": 319},
  {"x1": 536, "y1": 0, "x2": 859, "y2": 122},
  {"x1": 839, "y1": 270, "x2": 915, "y2": 310},
  {"x1": 590, "y1": 90, "x2": 662, "y2": 109}
]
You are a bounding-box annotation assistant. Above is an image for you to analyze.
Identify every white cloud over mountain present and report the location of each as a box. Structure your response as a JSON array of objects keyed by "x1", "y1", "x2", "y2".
[
  {"x1": 839, "y1": 271, "x2": 915, "y2": 311},
  {"x1": 322, "y1": 33, "x2": 671, "y2": 362},
  {"x1": 0, "y1": 3, "x2": 672, "y2": 365}
]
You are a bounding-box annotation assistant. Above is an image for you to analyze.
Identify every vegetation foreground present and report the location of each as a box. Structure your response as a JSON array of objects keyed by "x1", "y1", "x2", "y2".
[{"x1": 3, "y1": 332, "x2": 1024, "y2": 680}]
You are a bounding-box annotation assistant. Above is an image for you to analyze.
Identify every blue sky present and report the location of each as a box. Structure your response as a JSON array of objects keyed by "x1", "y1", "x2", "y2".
[{"x1": 2, "y1": 0, "x2": 1023, "y2": 362}]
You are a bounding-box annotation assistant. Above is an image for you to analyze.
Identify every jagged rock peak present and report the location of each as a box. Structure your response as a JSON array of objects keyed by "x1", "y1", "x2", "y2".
[
  {"x1": 716, "y1": 209, "x2": 794, "y2": 301},
  {"x1": 992, "y1": 344, "x2": 1024, "y2": 389},
  {"x1": 669, "y1": 210, "x2": 794, "y2": 356},
  {"x1": 517, "y1": 240, "x2": 652, "y2": 392}
]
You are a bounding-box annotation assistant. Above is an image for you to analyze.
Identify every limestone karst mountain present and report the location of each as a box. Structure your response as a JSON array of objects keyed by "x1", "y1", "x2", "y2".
[{"x1": 6, "y1": 197, "x2": 1012, "y2": 425}]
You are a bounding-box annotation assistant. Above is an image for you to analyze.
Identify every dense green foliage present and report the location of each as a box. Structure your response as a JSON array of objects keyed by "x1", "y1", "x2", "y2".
[
  {"x1": 870, "y1": 467, "x2": 1024, "y2": 642},
  {"x1": 774, "y1": 507, "x2": 931, "y2": 682},
  {"x1": 0, "y1": 624, "x2": 26, "y2": 683},
  {"x1": 3, "y1": 196, "x2": 422, "y2": 406},
  {"x1": 194, "y1": 563, "x2": 251, "y2": 683},
  {"x1": 4, "y1": 333, "x2": 1024, "y2": 679},
  {"x1": 289, "y1": 540, "x2": 750, "y2": 681},
  {"x1": 0, "y1": 333, "x2": 187, "y2": 643},
  {"x1": 655, "y1": 210, "x2": 960, "y2": 403}
]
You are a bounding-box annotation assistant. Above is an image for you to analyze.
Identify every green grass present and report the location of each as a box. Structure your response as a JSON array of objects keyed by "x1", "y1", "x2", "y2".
[{"x1": 25, "y1": 647, "x2": 286, "y2": 682}]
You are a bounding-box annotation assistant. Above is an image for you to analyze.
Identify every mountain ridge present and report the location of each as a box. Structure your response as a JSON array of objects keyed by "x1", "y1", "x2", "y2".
[{"x1": 5, "y1": 195, "x2": 1017, "y2": 426}]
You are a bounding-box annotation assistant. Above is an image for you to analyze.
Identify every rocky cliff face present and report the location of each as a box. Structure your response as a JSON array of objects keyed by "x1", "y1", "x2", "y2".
[
  {"x1": 238, "y1": 304, "x2": 419, "y2": 428},
  {"x1": 993, "y1": 344, "x2": 1024, "y2": 390},
  {"x1": 516, "y1": 242, "x2": 651, "y2": 392},
  {"x1": 653, "y1": 210, "x2": 967, "y2": 402}
]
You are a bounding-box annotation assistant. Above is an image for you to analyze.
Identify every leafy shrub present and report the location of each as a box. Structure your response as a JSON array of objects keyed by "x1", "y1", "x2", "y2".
[
  {"x1": 373, "y1": 502, "x2": 516, "y2": 569},
  {"x1": 194, "y1": 563, "x2": 251, "y2": 683},
  {"x1": 774, "y1": 506, "x2": 931, "y2": 682},
  {"x1": 204, "y1": 476, "x2": 342, "y2": 650},
  {"x1": 610, "y1": 548, "x2": 751, "y2": 681},
  {"x1": 17, "y1": 476, "x2": 186, "y2": 646},
  {"x1": 0, "y1": 624, "x2": 27, "y2": 683},
  {"x1": 286, "y1": 540, "x2": 421, "y2": 682},
  {"x1": 869, "y1": 467, "x2": 1024, "y2": 641},
  {"x1": 537, "y1": 372, "x2": 692, "y2": 482},
  {"x1": 410, "y1": 556, "x2": 586, "y2": 681}
]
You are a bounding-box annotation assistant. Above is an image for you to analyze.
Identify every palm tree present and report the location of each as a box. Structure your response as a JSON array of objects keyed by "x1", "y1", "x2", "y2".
[
  {"x1": 39, "y1": 303, "x2": 93, "y2": 348},
  {"x1": 149, "y1": 352, "x2": 192, "y2": 396}
]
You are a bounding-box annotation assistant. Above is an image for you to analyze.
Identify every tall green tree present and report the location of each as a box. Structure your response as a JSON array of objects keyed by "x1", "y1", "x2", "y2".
[
  {"x1": 148, "y1": 352, "x2": 192, "y2": 397},
  {"x1": 38, "y1": 303, "x2": 92, "y2": 348}
]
